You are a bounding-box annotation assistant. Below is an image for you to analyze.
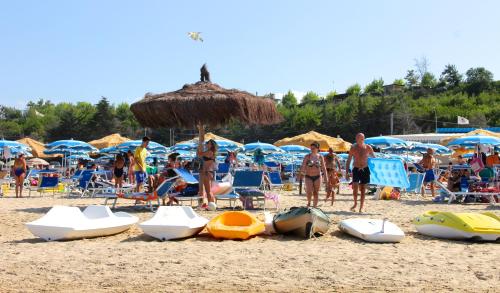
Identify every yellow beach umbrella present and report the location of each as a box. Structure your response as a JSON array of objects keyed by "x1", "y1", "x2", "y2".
[
  {"x1": 440, "y1": 129, "x2": 500, "y2": 146},
  {"x1": 274, "y1": 131, "x2": 351, "y2": 152},
  {"x1": 88, "y1": 133, "x2": 131, "y2": 149},
  {"x1": 16, "y1": 137, "x2": 51, "y2": 158},
  {"x1": 177, "y1": 132, "x2": 243, "y2": 147}
]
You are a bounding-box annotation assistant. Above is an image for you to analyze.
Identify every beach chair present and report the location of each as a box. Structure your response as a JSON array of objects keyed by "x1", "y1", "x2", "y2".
[
  {"x1": 264, "y1": 161, "x2": 280, "y2": 172},
  {"x1": 404, "y1": 173, "x2": 425, "y2": 196},
  {"x1": 267, "y1": 171, "x2": 284, "y2": 190},
  {"x1": 433, "y1": 180, "x2": 497, "y2": 205},
  {"x1": 216, "y1": 170, "x2": 266, "y2": 210},
  {"x1": 72, "y1": 170, "x2": 94, "y2": 197},
  {"x1": 167, "y1": 168, "x2": 203, "y2": 207},
  {"x1": 28, "y1": 176, "x2": 60, "y2": 197},
  {"x1": 107, "y1": 180, "x2": 174, "y2": 212},
  {"x1": 216, "y1": 163, "x2": 230, "y2": 180}
]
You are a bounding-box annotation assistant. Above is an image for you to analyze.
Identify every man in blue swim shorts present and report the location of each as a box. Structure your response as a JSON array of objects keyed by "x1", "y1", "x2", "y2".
[{"x1": 420, "y1": 148, "x2": 436, "y2": 198}]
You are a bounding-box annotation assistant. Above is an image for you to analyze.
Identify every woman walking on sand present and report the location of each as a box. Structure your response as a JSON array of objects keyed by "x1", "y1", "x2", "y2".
[{"x1": 299, "y1": 142, "x2": 328, "y2": 207}]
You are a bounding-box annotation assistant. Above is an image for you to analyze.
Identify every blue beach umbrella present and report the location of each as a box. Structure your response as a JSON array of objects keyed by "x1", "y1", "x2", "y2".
[
  {"x1": 0, "y1": 140, "x2": 30, "y2": 150},
  {"x1": 242, "y1": 142, "x2": 283, "y2": 153},
  {"x1": 46, "y1": 139, "x2": 96, "y2": 150},
  {"x1": 116, "y1": 140, "x2": 167, "y2": 151},
  {"x1": 280, "y1": 145, "x2": 311, "y2": 153},
  {"x1": 447, "y1": 134, "x2": 500, "y2": 148},
  {"x1": 364, "y1": 136, "x2": 408, "y2": 148}
]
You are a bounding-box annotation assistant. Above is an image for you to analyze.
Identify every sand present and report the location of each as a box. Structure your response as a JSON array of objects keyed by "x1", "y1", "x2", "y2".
[{"x1": 0, "y1": 188, "x2": 498, "y2": 292}]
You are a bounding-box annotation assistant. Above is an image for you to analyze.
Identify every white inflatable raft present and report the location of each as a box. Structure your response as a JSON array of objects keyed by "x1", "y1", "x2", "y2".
[
  {"x1": 139, "y1": 206, "x2": 208, "y2": 241},
  {"x1": 339, "y1": 218, "x2": 405, "y2": 243},
  {"x1": 26, "y1": 205, "x2": 138, "y2": 241}
]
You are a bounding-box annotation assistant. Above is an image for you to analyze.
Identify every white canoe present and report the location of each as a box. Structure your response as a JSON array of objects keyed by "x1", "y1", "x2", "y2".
[
  {"x1": 339, "y1": 218, "x2": 405, "y2": 243},
  {"x1": 139, "y1": 206, "x2": 208, "y2": 241},
  {"x1": 26, "y1": 205, "x2": 138, "y2": 241}
]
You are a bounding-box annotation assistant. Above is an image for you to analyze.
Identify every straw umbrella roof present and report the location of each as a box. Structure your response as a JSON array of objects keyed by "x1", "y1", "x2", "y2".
[
  {"x1": 274, "y1": 130, "x2": 352, "y2": 152},
  {"x1": 440, "y1": 129, "x2": 500, "y2": 146},
  {"x1": 178, "y1": 132, "x2": 243, "y2": 147},
  {"x1": 16, "y1": 137, "x2": 50, "y2": 158},
  {"x1": 130, "y1": 79, "x2": 282, "y2": 129},
  {"x1": 88, "y1": 133, "x2": 131, "y2": 149}
]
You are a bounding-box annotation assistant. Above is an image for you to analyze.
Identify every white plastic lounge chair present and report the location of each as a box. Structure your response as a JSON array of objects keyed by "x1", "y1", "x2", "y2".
[
  {"x1": 139, "y1": 206, "x2": 208, "y2": 241},
  {"x1": 25, "y1": 205, "x2": 138, "y2": 241}
]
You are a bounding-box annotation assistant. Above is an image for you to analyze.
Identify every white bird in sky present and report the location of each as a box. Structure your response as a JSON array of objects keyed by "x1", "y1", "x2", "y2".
[{"x1": 188, "y1": 32, "x2": 203, "y2": 42}]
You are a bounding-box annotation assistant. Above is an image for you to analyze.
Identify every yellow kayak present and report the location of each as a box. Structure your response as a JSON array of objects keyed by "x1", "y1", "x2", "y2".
[
  {"x1": 207, "y1": 211, "x2": 265, "y2": 240},
  {"x1": 414, "y1": 211, "x2": 500, "y2": 241}
]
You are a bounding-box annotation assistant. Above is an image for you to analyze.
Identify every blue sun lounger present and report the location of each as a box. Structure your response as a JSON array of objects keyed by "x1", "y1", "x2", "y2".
[
  {"x1": 168, "y1": 168, "x2": 203, "y2": 207},
  {"x1": 28, "y1": 176, "x2": 60, "y2": 197},
  {"x1": 216, "y1": 170, "x2": 265, "y2": 209},
  {"x1": 368, "y1": 158, "x2": 410, "y2": 189},
  {"x1": 405, "y1": 173, "x2": 425, "y2": 195}
]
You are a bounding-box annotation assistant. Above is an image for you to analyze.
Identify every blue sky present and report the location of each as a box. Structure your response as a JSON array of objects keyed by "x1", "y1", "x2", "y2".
[{"x1": 1, "y1": 0, "x2": 499, "y2": 108}]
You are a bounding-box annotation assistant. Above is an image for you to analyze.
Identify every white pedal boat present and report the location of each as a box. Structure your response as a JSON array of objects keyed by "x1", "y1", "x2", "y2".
[
  {"x1": 339, "y1": 218, "x2": 405, "y2": 243},
  {"x1": 26, "y1": 205, "x2": 138, "y2": 241},
  {"x1": 139, "y1": 206, "x2": 208, "y2": 241}
]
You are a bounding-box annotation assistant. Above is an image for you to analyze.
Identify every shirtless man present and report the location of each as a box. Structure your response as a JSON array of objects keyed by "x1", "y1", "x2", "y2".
[
  {"x1": 420, "y1": 148, "x2": 436, "y2": 197},
  {"x1": 324, "y1": 147, "x2": 342, "y2": 205},
  {"x1": 346, "y1": 133, "x2": 375, "y2": 213}
]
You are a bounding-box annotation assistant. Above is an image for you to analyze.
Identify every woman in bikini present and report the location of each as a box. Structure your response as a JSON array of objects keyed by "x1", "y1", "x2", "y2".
[
  {"x1": 197, "y1": 127, "x2": 218, "y2": 210},
  {"x1": 324, "y1": 147, "x2": 342, "y2": 205},
  {"x1": 127, "y1": 150, "x2": 135, "y2": 185},
  {"x1": 13, "y1": 154, "x2": 27, "y2": 198},
  {"x1": 113, "y1": 154, "x2": 125, "y2": 191},
  {"x1": 299, "y1": 142, "x2": 328, "y2": 207}
]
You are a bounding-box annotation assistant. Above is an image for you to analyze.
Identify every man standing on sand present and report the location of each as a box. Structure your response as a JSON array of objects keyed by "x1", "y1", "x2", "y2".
[
  {"x1": 420, "y1": 148, "x2": 436, "y2": 198},
  {"x1": 346, "y1": 133, "x2": 375, "y2": 213},
  {"x1": 134, "y1": 136, "x2": 150, "y2": 192}
]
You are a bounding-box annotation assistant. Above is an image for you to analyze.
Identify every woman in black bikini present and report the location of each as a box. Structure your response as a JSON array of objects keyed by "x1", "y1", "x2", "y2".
[
  {"x1": 197, "y1": 127, "x2": 218, "y2": 210},
  {"x1": 113, "y1": 154, "x2": 125, "y2": 190},
  {"x1": 299, "y1": 142, "x2": 328, "y2": 207}
]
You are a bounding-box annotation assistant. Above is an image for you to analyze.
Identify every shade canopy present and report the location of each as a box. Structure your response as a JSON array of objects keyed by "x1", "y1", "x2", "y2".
[
  {"x1": 364, "y1": 136, "x2": 408, "y2": 148},
  {"x1": 177, "y1": 132, "x2": 243, "y2": 147},
  {"x1": 130, "y1": 81, "x2": 282, "y2": 128},
  {"x1": 440, "y1": 129, "x2": 500, "y2": 146},
  {"x1": 17, "y1": 137, "x2": 52, "y2": 158},
  {"x1": 27, "y1": 158, "x2": 50, "y2": 166},
  {"x1": 446, "y1": 134, "x2": 500, "y2": 148},
  {"x1": 88, "y1": 133, "x2": 131, "y2": 149},
  {"x1": 242, "y1": 142, "x2": 283, "y2": 153},
  {"x1": 274, "y1": 131, "x2": 351, "y2": 152}
]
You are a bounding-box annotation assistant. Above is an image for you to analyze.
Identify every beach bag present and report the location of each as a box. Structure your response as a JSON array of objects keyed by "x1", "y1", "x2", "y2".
[{"x1": 470, "y1": 157, "x2": 484, "y2": 174}]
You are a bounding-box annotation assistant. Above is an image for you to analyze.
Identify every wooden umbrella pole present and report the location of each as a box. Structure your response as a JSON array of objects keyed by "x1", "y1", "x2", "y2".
[{"x1": 197, "y1": 123, "x2": 206, "y2": 206}]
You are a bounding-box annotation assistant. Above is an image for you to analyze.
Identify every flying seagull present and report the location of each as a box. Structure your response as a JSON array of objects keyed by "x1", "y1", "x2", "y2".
[{"x1": 188, "y1": 32, "x2": 203, "y2": 42}]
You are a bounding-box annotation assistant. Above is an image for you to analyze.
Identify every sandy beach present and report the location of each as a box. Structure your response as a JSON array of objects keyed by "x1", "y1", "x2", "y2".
[{"x1": 0, "y1": 188, "x2": 498, "y2": 293}]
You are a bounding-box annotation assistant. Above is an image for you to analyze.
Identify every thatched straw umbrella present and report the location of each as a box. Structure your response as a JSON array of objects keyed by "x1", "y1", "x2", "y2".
[
  {"x1": 88, "y1": 133, "x2": 131, "y2": 149},
  {"x1": 130, "y1": 66, "x2": 282, "y2": 142}
]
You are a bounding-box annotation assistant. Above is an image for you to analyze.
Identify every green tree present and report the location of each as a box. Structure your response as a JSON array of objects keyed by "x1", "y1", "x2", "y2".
[
  {"x1": 364, "y1": 78, "x2": 384, "y2": 95},
  {"x1": 89, "y1": 97, "x2": 117, "y2": 139},
  {"x1": 325, "y1": 90, "x2": 337, "y2": 102},
  {"x1": 346, "y1": 83, "x2": 361, "y2": 96},
  {"x1": 464, "y1": 67, "x2": 494, "y2": 96},
  {"x1": 301, "y1": 91, "x2": 320, "y2": 104},
  {"x1": 281, "y1": 90, "x2": 297, "y2": 107},
  {"x1": 404, "y1": 70, "x2": 419, "y2": 88},
  {"x1": 439, "y1": 64, "x2": 462, "y2": 90},
  {"x1": 393, "y1": 79, "x2": 405, "y2": 86},
  {"x1": 421, "y1": 72, "x2": 437, "y2": 89}
]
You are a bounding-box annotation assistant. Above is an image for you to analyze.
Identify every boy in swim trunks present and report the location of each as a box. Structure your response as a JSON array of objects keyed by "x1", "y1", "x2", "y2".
[
  {"x1": 346, "y1": 133, "x2": 375, "y2": 213},
  {"x1": 420, "y1": 148, "x2": 436, "y2": 197}
]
